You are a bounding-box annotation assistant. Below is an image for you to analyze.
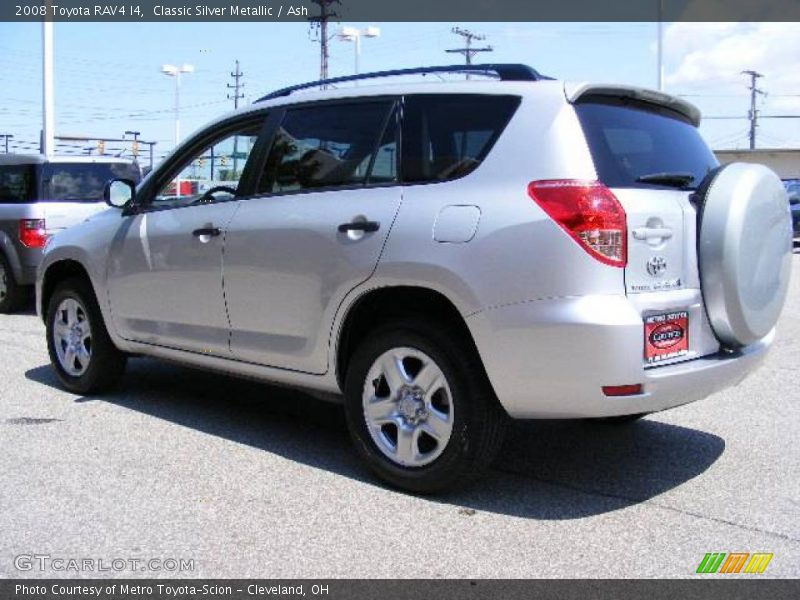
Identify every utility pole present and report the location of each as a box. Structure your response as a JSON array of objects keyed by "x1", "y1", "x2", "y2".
[
  {"x1": 227, "y1": 60, "x2": 245, "y2": 178},
  {"x1": 309, "y1": 0, "x2": 339, "y2": 84},
  {"x1": 656, "y1": 0, "x2": 664, "y2": 91},
  {"x1": 446, "y1": 27, "x2": 493, "y2": 78},
  {"x1": 227, "y1": 60, "x2": 245, "y2": 108},
  {"x1": 0, "y1": 134, "x2": 12, "y2": 154},
  {"x1": 742, "y1": 70, "x2": 765, "y2": 150}
]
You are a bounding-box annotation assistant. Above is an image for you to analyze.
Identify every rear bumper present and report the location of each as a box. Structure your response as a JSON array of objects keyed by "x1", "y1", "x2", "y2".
[{"x1": 467, "y1": 294, "x2": 772, "y2": 419}]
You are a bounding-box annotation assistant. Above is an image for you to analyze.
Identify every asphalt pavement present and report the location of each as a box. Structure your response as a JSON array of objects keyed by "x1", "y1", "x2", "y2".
[{"x1": 1, "y1": 253, "x2": 799, "y2": 579}]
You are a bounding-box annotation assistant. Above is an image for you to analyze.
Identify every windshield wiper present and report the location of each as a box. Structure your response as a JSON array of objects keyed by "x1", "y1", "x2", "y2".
[{"x1": 635, "y1": 172, "x2": 696, "y2": 188}]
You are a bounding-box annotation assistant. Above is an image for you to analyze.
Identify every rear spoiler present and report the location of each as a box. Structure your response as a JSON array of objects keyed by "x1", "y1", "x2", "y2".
[{"x1": 564, "y1": 83, "x2": 701, "y2": 127}]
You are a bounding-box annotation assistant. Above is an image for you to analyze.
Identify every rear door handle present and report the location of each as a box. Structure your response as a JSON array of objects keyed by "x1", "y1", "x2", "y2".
[
  {"x1": 192, "y1": 227, "x2": 221, "y2": 238},
  {"x1": 338, "y1": 221, "x2": 380, "y2": 233},
  {"x1": 632, "y1": 227, "x2": 673, "y2": 241}
]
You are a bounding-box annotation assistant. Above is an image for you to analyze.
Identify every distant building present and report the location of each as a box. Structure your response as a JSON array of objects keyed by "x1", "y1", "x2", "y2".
[{"x1": 714, "y1": 149, "x2": 800, "y2": 180}]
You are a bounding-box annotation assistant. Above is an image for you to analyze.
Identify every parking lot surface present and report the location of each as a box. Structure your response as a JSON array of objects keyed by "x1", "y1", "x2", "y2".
[{"x1": 1, "y1": 254, "x2": 799, "y2": 579}]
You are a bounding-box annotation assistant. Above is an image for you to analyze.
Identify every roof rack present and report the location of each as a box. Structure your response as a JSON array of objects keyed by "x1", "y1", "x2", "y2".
[{"x1": 255, "y1": 63, "x2": 552, "y2": 103}]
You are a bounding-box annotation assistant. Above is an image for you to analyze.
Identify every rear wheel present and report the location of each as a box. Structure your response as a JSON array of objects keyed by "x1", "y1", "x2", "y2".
[
  {"x1": 46, "y1": 277, "x2": 126, "y2": 394},
  {"x1": 0, "y1": 254, "x2": 27, "y2": 314},
  {"x1": 344, "y1": 319, "x2": 506, "y2": 494}
]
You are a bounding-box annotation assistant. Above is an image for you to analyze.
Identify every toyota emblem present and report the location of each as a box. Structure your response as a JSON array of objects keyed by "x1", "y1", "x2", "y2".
[{"x1": 647, "y1": 256, "x2": 667, "y2": 276}]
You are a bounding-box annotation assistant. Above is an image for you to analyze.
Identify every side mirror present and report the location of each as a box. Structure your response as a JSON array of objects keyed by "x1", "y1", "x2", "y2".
[{"x1": 104, "y1": 178, "x2": 136, "y2": 209}]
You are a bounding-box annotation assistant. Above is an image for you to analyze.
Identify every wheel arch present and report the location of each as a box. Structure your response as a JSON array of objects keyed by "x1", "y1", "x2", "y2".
[
  {"x1": 334, "y1": 285, "x2": 483, "y2": 390},
  {"x1": 0, "y1": 230, "x2": 23, "y2": 281},
  {"x1": 40, "y1": 259, "x2": 95, "y2": 321}
]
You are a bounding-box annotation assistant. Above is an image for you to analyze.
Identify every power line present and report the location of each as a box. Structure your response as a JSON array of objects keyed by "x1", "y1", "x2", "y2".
[
  {"x1": 742, "y1": 70, "x2": 765, "y2": 150},
  {"x1": 308, "y1": 0, "x2": 340, "y2": 84},
  {"x1": 227, "y1": 60, "x2": 245, "y2": 109},
  {"x1": 445, "y1": 27, "x2": 493, "y2": 79}
]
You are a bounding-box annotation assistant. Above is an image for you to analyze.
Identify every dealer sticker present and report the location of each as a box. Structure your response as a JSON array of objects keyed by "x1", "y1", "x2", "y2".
[{"x1": 644, "y1": 311, "x2": 689, "y2": 363}]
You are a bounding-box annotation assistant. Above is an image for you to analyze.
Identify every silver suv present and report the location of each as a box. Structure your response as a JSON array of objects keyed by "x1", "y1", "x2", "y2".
[
  {"x1": 36, "y1": 65, "x2": 792, "y2": 493},
  {"x1": 0, "y1": 154, "x2": 140, "y2": 312}
]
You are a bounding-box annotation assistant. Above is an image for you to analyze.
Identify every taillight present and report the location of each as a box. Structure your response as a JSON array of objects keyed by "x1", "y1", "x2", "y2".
[
  {"x1": 527, "y1": 180, "x2": 627, "y2": 267},
  {"x1": 19, "y1": 219, "x2": 48, "y2": 248}
]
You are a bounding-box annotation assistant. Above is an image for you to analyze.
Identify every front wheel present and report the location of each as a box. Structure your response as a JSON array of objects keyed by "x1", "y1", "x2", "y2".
[
  {"x1": 344, "y1": 319, "x2": 506, "y2": 494},
  {"x1": 46, "y1": 278, "x2": 127, "y2": 394}
]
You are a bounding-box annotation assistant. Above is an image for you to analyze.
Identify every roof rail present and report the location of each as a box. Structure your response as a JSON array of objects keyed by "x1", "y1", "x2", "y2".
[{"x1": 255, "y1": 63, "x2": 551, "y2": 103}]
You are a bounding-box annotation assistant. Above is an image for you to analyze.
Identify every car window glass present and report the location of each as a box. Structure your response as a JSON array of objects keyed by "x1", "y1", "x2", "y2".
[
  {"x1": 41, "y1": 162, "x2": 141, "y2": 203},
  {"x1": 0, "y1": 165, "x2": 36, "y2": 203},
  {"x1": 258, "y1": 102, "x2": 394, "y2": 194},
  {"x1": 154, "y1": 123, "x2": 261, "y2": 206},
  {"x1": 401, "y1": 95, "x2": 520, "y2": 183},
  {"x1": 367, "y1": 112, "x2": 398, "y2": 184},
  {"x1": 575, "y1": 99, "x2": 719, "y2": 189}
]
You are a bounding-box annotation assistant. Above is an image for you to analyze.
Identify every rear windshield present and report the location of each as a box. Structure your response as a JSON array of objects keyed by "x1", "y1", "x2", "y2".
[
  {"x1": 0, "y1": 165, "x2": 36, "y2": 203},
  {"x1": 41, "y1": 162, "x2": 141, "y2": 202},
  {"x1": 575, "y1": 98, "x2": 718, "y2": 189}
]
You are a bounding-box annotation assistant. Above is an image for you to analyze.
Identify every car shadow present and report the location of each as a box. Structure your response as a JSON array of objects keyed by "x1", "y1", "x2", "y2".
[{"x1": 25, "y1": 359, "x2": 725, "y2": 520}]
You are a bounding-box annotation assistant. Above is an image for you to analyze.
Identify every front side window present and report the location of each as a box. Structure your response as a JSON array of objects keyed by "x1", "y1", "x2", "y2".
[
  {"x1": 258, "y1": 101, "x2": 396, "y2": 194},
  {"x1": 153, "y1": 123, "x2": 262, "y2": 206},
  {"x1": 401, "y1": 94, "x2": 521, "y2": 184}
]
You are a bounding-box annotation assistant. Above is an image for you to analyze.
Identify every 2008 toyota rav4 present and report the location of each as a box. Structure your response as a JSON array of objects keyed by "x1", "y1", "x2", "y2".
[{"x1": 37, "y1": 65, "x2": 792, "y2": 493}]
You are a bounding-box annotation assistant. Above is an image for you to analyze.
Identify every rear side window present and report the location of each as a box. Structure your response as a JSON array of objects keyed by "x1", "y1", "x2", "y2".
[
  {"x1": 0, "y1": 165, "x2": 36, "y2": 203},
  {"x1": 41, "y1": 162, "x2": 141, "y2": 203},
  {"x1": 259, "y1": 101, "x2": 396, "y2": 194},
  {"x1": 401, "y1": 94, "x2": 520, "y2": 184},
  {"x1": 575, "y1": 98, "x2": 718, "y2": 189}
]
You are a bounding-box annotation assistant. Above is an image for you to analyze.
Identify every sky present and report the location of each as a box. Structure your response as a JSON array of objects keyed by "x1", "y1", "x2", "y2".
[{"x1": 0, "y1": 21, "x2": 799, "y2": 163}]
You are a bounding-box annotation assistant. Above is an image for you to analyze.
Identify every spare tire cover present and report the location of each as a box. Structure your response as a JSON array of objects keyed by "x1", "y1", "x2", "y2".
[{"x1": 697, "y1": 162, "x2": 792, "y2": 348}]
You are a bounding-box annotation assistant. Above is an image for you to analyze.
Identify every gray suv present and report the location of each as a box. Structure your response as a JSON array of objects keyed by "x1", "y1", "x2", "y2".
[
  {"x1": 0, "y1": 154, "x2": 140, "y2": 312},
  {"x1": 36, "y1": 65, "x2": 793, "y2": 492}
]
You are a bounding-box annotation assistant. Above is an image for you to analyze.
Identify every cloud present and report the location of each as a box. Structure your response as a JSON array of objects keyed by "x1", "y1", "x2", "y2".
[{"x1": 665, "y1": 23, "x2": 800, "y2": 96}]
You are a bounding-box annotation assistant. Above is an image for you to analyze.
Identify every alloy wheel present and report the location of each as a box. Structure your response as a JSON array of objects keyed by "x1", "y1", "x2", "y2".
[
  {"x1": 362, "y1": 347, "x2": 454, "y2": 467},
  {"x1": 53, "y1": 297, "x2": 92, "y2": 377}
]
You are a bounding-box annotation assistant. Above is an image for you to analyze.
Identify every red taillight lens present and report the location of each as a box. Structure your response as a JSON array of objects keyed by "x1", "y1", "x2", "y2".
[
  {"x1": 19, "y1": 219, "x2": 48, "y2": 248},
  {"x1": 602, "y1": 384, "x2": 643, "y2": 397},
  {"x1": 527, "y1": 180, "x2": 627, "y2": 267}
]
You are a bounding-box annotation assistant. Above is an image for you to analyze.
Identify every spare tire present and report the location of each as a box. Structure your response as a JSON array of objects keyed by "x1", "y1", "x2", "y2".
[{"x1": 697, "y1": 162, "x2": 792, "y2": 348}]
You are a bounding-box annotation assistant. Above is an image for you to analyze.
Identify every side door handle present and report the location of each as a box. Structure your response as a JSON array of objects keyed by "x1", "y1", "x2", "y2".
[
  {"x1": 338, "y1": 220, "x2": 380, "y2": 233},
  {"x1": 192, "y1": 227, "x2": 221, "y2": 238}
]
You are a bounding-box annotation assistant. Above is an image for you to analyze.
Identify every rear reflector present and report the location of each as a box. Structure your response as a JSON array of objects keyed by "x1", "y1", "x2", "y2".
[
  {"x1": 527, "y1": 180, "x2": 627, "y2": 267},
  {"x1": 19, "y1": 219, "x2": 48, "y2": 248},
  {"x1": 602, "y1": 384, "x2": 643, "y2": 397}
]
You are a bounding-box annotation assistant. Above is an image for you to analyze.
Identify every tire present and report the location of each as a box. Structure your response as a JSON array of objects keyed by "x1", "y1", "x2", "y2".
[
  {"x1": 344, "y1": 318, "x2": 506, "y2": 494},
  {"x1": 695, "y1": 163, "x2": 792, "y2": 348},
  {"x1": 45, "y1": 277, "x2": 127, "y2": 394},
  {"x1": 0, "y1": 253, "x2": 28, "y2": 314}
]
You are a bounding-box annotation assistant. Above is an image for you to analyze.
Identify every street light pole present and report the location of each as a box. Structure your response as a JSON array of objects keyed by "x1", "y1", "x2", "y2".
[
  {"x1": 337, "y1": 26, "x2": 380, "y2": 77},
  {"x1": 161, "y1": 64, "x2": 194, "y2": 149},
  {"x1": 42, "y1": 20, "x2": 55, "y2": 156}
]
